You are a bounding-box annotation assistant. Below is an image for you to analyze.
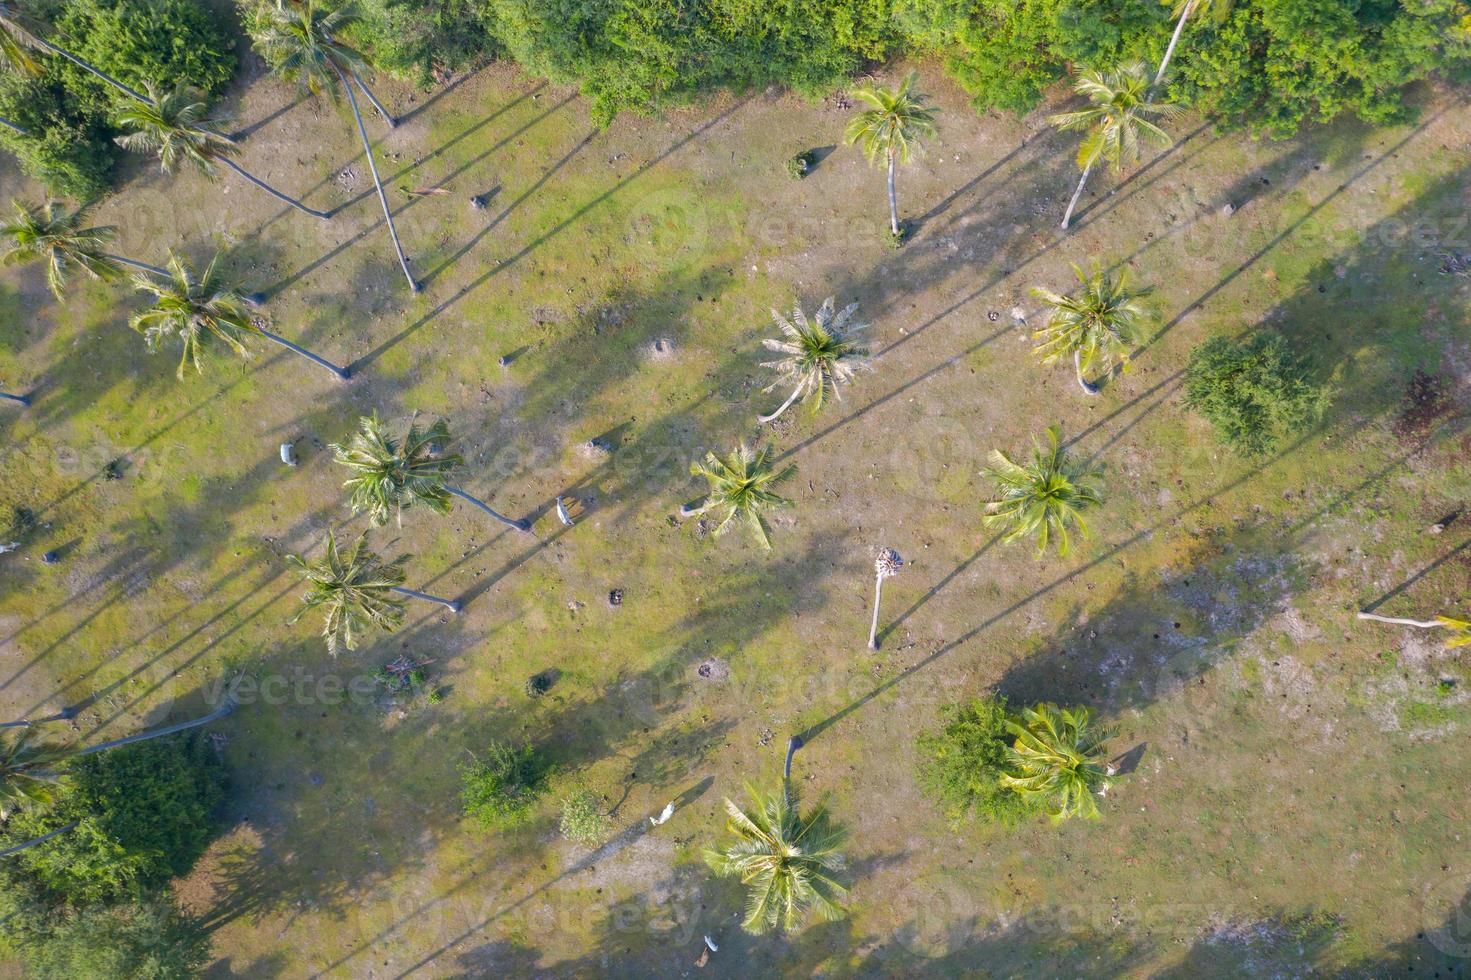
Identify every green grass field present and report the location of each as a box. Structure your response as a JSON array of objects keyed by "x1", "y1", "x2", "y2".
[{"x1": 1, "y1": 62, "x2": 1469, "y2": 977}]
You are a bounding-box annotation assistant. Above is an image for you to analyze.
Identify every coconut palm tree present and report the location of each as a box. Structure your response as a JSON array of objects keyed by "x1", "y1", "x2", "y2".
[
  {"x1": 758, "y1": 297, "x2": 870, "y2": 423},
  {"x1": 331, "y1": 413, "x2": 530, "y2": 532},
  {"x1": 1002, "y1": 703, "x2": 1115, "y2": 822},
  {"x1": 114, "y1": 83, "x2": 330, "y2": 220},
  {"x1": 1155, "y1": 0, "x2": 1234, "y2": 87},
  {"x1": 1031, "y1": 262, "x2": 1152, "y2": 394},
  {"x1": 682, "y1": 444, "x2": 794, "y2": 549},
  {"x1": 844, "y1": 70, "x2": 937, "y2": 239},
  {"x1": 1357, "y1": 610, "x2": 1471, "y2": 649},
  {"x1": 983, "y1": 425, "x2": 1100, "y2": 557},
  {"x1": 867, "y1": 547, "x2": 903, "y2": 650},
  {"x1": 0, "y1": 199, "x2": 156, "y2": 299},
  {"x1": 246, "y1": 0, "x2": 417, "y2": 291},
  {"x1": 1052, "y1": 63, "x2": 1182, "y2": 230},
  {"x1": 288, "y1": 531, "x2": 458, "y2": 655},
  {"x1": 129, "y1": 250, "x2": 348, "y2": 380},
  {"x1": 703, "y1": 783, "x2": 848, "y2": 935}
]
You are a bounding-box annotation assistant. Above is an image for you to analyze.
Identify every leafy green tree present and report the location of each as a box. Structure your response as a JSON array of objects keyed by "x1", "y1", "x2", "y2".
[
  {"x1": 703, "y1": 783, "x2": 848, "y2": 935},
  {"x1": 844, "y1": 70, "x2": 937, "y2": 238},
  {"x1": 245, "y1": 0, "x2": 418, "y2": 291},
  {"x1": 0, "y1": 73, "x2": 115, "y2": 198},
  {"x1": 682, "y1": 444, "x2": 794, "y2": 549},
  {"x1": 331, "y1": 413, "x2": 530, "y2": 532},
  {"x1": 1182, "y1": 333, "x2": 1321, "y2": 456},
  {"x1": 558, "y1": 787, "x2": 611, "y2": 844},
  {"x1": 1031, "y1": 262, "x2": 1151, "y2": 394},
  {"x1": 288, "y1": 531, "x2": 459, "y2": 655},
  {"x1": 26, "y1": 895, "x2": 210, "y2": 980},
  {"x1": 917, "y1": 696, "x2": 1040, "y2": 825},
  {"x1": 114, "y1": 83, "x2": 330, "y2": 219},
  {"x1": 460, "y1": 741, "x2": 551, "y2": 831},
  {"x1": 0, "y1": 198, "x2": 149, "y2": 297},
  {"x1": 1001, "y1": 704, "x2": 1115, "y2": 822},
  {"x1": 983, "y1": 425, "x2": 1100, "y2": 557},
  {"x1": 1051, "y1": 62, "x2": 1180, "y2": 230},
  {"x1": 758, "y1": 296, "x2": 870, "y2": 423},
  {"x1": 128, "y1": 250, "x2": 348, "y2": 379}
]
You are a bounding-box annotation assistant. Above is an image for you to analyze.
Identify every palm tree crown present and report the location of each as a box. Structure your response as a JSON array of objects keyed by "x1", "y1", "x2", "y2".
[
  {"x1": 114, "y1": 82, "x2": 238, "y2": 176},
  {"x1": 288, "y1": 531, "x2": 409, "y2": 655},
  {"x1": 685, "y1": 444, "x2": 794, "y2": 549},
  {"x1": 332, "y1": 414, "x2": 459, "y2": 526},
  {"x1": 703, "y1": 783, "x2": 848, "y2": 935},
  {"x1": 1032, "y1": 262, "x2": 1151, "y2": 392},
  {"x1": 1050, "y1": 62, "x2": 1181, "y2": 173},
  {"x1": 983, "y1": 425, "x2": 1100, "y2": 557},
  {"x1": 844, "y1": 70, "x2": 937, "y2": 167},
  {"x1": 1002, "y1": 704, "x2": 1115, "y2": 822},
  {"x1": 0, "y1": 199, "x2": 120, "y2": 299},
  {"x1": 128, "y1": 251, "x2": 259, "y2": 378},
  {"x1": 0, "y1": 727, "x2": 70, "y2": 818},
  {"x1": 759, "y1": 297, "x2": 870, "y2": 422},
  {"x1": 248, "y1": 0, "x2": 367, "y2": 96}
]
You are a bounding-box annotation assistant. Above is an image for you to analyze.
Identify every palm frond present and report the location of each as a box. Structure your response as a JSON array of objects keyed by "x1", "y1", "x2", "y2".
[
  {"x1": 982, "y1": 426, "x2": 1101, "y2": 557},
  {"x1": 287, "y1": 530, "x2": 409, "y2": 655},
  {"x1": 687, "y1": 444, "x2": 793, "y2": 549}
]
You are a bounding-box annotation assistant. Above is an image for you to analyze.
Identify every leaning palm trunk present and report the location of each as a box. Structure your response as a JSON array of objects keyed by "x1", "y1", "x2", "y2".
[
  {"x1": 103, "y1": 253, "x2": 168, "y2": 278},
  {"x1": 1073, "y1": 349, "x2": 1099, "y2": 394},
  {"x1": 1154, "y1": 1, "x2": 1195, "y2": 87},
  {"x1": 258, "y1": 328, "x2": 349, "y2": 380},
  {"x1": 27, "y1": 34, "x2": 148, "y2": 104},
  {"x1": 445, "y1": 486, "x2": 530, "y2": 532},
  {"x1": 72, "y1": 697, "x2": 235, "y2": 758},
  {"x1": 758, "y1": 384, "x2": 806, "y2": 424},
  {"x1": 0, "y1": 115, "x2": 26, "y2": 137},
  {"x1": 1357, "y1": 612, "x2": 1448, "y2": 629},
  {"x1": 350, "y1": 70, "x2": 395, "y2": 128},
  {"x1": 867, "y1": 572, "x2": 885, "y2": 650},
  {"x1": 336, "y1": 66, "x2": 417, "y2": 292},
  {"x1": 885, "y1": 149, "x2": 899, "y2": 236},
  {"x1": 388, "y1": 585, "x2": 460, "y2": 613},
  {"x1": 0, "y1": 707, "x2": 75, "y2": 729},
  {"x1": 220, "y1": 158, "x2": 330, "y2": 220},
  {"x1": 0, "y1": 819, "x2": 77, "y2": 857},
  {"x1": 0, "y1": 390, "x2": 28, "y2": 406},
  {"x1": 1061, "y1": 161, "x2": 1094, "y2": 230}
]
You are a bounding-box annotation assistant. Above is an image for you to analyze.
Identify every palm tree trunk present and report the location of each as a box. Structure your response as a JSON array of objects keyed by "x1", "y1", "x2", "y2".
[
  {"x1": 220, "y1": 158, "x2": 330, "y2": 220},
  {"x1": 258, "y1": 329, "x2": 349, "y2": 380},
  {"x1": 389, "y1": 586, "x2": 461, "y2": 613},
  {"x1": 886, "y1": 149, "x2": 900, "y2": 237},
  {"x1": 1060, "y1": 161, "x2": 1095, "y2": 230},
  {"x1": 867, "y1": 573, "x2": 884, "y2": 650},
  {"x1": 0, "y1": 391, "x2": 28, "y2": 406},
  {"x1": 337, "y1": 67, "x2": 418, "y2": 293},
  {"x1": 0, "y1": 820, "x2": 77, "y2": 858},
  {"x1": 0, "y1": 115, "x2": 27, "y2": 137},
  {"x1": 445, "y1": 486, "x2": 530, "y2": 532},
  {"x1": 1357, "y1": 611, "x2": 1446, "y2": 629},
  {"x1": 1154, "y1": 0, "x2": 1194, "y2": 87},
  {"x1": 758, "y1": 384, "x2": 805, "y2": 423},
  {"x1": 1074, "y1": 350, "x2": 1099, "y2": 395},
  {"x1": 29, "y1": 34, "x2": 148, "y2": 104},
  {"x1": 0, "y1": 707, "x2": 75, "y2": 729},
  {"x1": 72, "y1": 698, "x2": 234, "y2": 758},
  {"x1": 350, "y1": 70, "x2": 395, "y2": 128},
  {"x1": 783, "y1": 735, "x2": 803, "y2": 784},
  {"x1": 104, "y1": 253, "x2": 167, "y2": 278}
]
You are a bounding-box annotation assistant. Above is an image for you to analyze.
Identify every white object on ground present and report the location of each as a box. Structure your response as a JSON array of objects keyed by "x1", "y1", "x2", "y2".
[
  {"x1": 649, "y1": 801, "x2": 674, "y2": 826},
  {"x1": 556, "y1": 497, "x2": 575, "y2": 526},
  {"x1": 704, "y1": 936, "x2": 718, "y2": 952},
  {"x1": 280, "y1": 443, "x2": 298, "y2": 467},
  {"x1": 0, "y1": 541, "x2": 18, "y2": 554}
]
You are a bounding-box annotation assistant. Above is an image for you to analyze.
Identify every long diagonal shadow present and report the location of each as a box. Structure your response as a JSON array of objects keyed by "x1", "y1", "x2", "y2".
[{"x1": 1359, "y1": 536, "x2": 1471, "y2": 614}]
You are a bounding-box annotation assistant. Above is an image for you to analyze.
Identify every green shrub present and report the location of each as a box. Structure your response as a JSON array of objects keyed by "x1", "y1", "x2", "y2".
[
  {"x1": 1183, "y1": 333, "x2": 1323, "y2": 457},
  {"x1": 55, "y1": 0, "x2": 238, "y2": 107},
  {"x1": 916, "y1": 695, "x2": 1038, "y2": 825},
  {"x1": 25, "y1": 895, "x2": 211, "y2": 980},
  {"x1": 0, "y1": 733, "x2": 224, "y2": 909},
  {"x1": 460, "y1": 741, "x2": 551, "y2": 830},
  {"x1": 0, "y1": 72, "x2": 115, "y2": 199},
  {"x1": 558, "y1": 786, "x2": 610, "y2": 845},
  {"x1": 347, "y1": 0, "x2": 499, "y2": 86}
]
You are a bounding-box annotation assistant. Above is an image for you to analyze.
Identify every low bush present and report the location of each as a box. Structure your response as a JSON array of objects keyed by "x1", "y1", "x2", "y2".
[
  {"x1": 54, "y1": 0, "x2": 237, "y2": 108},
  {"x1": 1183, "y1": 333, "x2": 1323, "y2": 457},
  {"x1": 558, "y1": 786, "x2": 611, "y2": 845},
  {"x1": 25, "y1": 895, "x2": 211, "y2": 980},
  {"x1": 460, "y1": 741, "x2": 551, "y2": 830},
  {"x1": 916, "y1": 695, "x2": 1039, "y2": 825},
  {"x1": 0, "y1": 72, "x2": 115, "y2": 199}
]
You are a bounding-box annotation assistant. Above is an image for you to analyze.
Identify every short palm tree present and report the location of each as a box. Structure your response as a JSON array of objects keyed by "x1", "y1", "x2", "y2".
[
  {"x1": 1051, "y1": 62, "x2": 1182, "y2": 230},
  {"x1": 682, "y1": 444, "x2": 794, "y2": 549},
  {"x1": 983, "y1": 425, "x2": 1101, "y2": 557},
  {"x1": 114, "y1": 82, "x2": 330, "y2": 220},
  {"x1": 1357, "y1": 610, "x2": 1471, "y2": 649},
  {"x1": 1032, "y1": 262, "x2": 1151, "y2": 394},
  {"x1": 758, "y1": 297, "x2": 870, "y2": 423},
  {"x1": 1002, "y1": 704, "x2": 1115, "y2": 822},
  {"x1": 844, "y1": 70, "x2": 938, "y2": 239},
  {"x1": 331, "y1": 413, "x2": 529, "y2": 531},
  {"x1": 0, "y1": 199, "x2": 158, "y2": 299},
  {"x1": 1155, "y1": 0, "x2": 1234, "y2": 86},
  {"x1": 129, "y1": 250, "x2": 348, "y2": 380},
  {"x1": 703, "y1": 783, "x2": 848, "y2": 935},
  {"x1": 246, "y1": 0, "x2": 416, "y2": 291},
  {"x1": 867, "y1": 547, "x2": 903, "y2": 650},
  {"x1": 288, "y1": 531, "x2": 458, "y2": 655}
]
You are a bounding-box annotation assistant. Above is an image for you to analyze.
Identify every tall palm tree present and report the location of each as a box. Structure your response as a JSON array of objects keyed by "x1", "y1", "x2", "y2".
[
  {"x1": 0, "y1": 199, "x2": 158, "y2": 299},
  {"x1": 288, "y1": 531, "x2": 458, "y2": 655},
  {"x1": 114, "y1": 83, "x2": 330, "y2": 220},
  {"x1": 1001, "y1": 703, "x2": 1114, "y2": 822},
  {"x1": 129, "y1": 250, "x2": 348, "y2": 380},
  {"x1": 703, "y1": 783, "x2": 848, "y2": 935},
  {"x1": 1051, "y1": 63, "x2": 1182, "y2": 230},
  {"x1": 1357, "y1": 610, "x2": 1471, "y2": 649},
  {"x1": 983, "y1": 425, "x2": 1101, "y2": 557},
  {"x1": 758, "y1": 297, "x2": 870, "y2": 423},
  {"x1": 246, "y1": 0, "x2": 417, "y2": 291},
  {"x1": 844, "y1": 70, "x2": 937, "y2": 239},
  {"x1": 867, "y1": 547, "x2": 903, "y2": 651},
  {"x1": 682, "y1": 444, "x2": 794, "y2": 549},
  {"x1": 1031, "y1": 262, "x2": 1151, "y2": 394},
  {"x1": 331, "y1": 413, "x2": 530, "y2": 532},
  {"x1": 1155, "y1": 0, "x2": 1234, "y2": 87}
]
